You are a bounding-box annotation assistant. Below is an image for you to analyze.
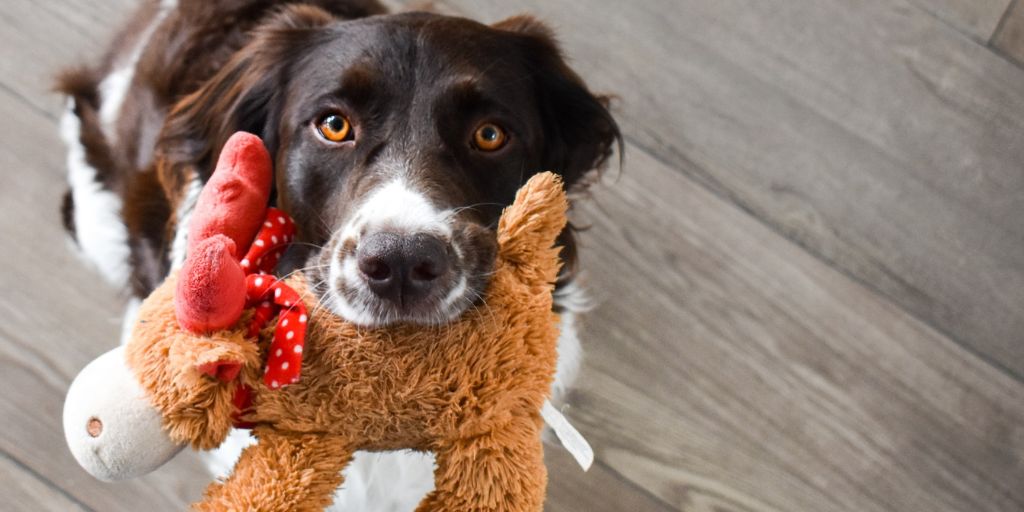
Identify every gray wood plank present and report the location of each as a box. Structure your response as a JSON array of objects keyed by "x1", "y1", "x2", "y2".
[
  {"x1": 905, "y1": 0, "x2": 1011, "y2": 40},
  {"x1": 1, "y1": 451, "x2": 90, "y2": 512},
  {"x1": 0, "y1": 0, "x2": 135, "y2": 119},
  {"x1": 560, "y1": 146, "x2": 1024, "y2": 511},
  {"x1": 430, "y1": 0, "x2": 1024, "y2": 379},
  {"x1": 0, "y1": 83, "x2": 207, "y2": 510},
  {"x1": 544, "y1": 449, "x2": 674, "y2": 512},
  {"x1": 992, "y1": 0, "x2": 1024, "y2": 65}
]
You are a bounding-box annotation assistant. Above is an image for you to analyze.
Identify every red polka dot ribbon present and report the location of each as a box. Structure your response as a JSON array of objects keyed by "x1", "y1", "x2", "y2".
[
  {"x1": 238, "y1": 207, "x2": 307, "y2": 389},
  {"x1": 245, "y1": 275, "x2": 307, "y2": 389},
  {"x1": 240, "y1": 207, "x2": 295, "y2": 275}
]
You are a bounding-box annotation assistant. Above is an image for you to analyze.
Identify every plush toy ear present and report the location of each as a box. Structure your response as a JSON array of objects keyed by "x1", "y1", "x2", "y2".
[
  {"x1": 166, "y1": 325, "x2": 255, "y2": 387},
  {"x1": 196, "y1": 360, "x2": 243, "y2": 382},
  {"x1": 497, "y1": 172, "x2": 569, "y2": 279}
]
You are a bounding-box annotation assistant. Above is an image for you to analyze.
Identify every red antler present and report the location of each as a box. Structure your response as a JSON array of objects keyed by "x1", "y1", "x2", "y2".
[
  {"x1": 175, "y1": 132, "x2": 273, "y2": 333},
  {"x1": 172, "y1": 132, "x2": 306, "y2": 389}
]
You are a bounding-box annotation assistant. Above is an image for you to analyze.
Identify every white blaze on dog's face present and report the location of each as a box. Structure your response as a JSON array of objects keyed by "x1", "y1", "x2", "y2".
[{"x1": 326, "y1": 173, "x2": 471, "y2": 326}]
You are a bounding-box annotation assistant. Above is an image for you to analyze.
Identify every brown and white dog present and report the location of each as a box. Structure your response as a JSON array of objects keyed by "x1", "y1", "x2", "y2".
[{"x1": 58, "y1": 0, "x2": 619, "y2": 509}]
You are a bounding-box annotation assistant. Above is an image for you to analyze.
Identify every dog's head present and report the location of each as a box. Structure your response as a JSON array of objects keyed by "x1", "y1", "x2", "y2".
[{"x1": 160, "y1": 7, "x2": 619, "y2": 326}]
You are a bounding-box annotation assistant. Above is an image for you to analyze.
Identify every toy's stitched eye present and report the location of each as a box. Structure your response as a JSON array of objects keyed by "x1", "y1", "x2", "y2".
[
  {"x1": 473, "y1": 123, "x2": 507, "y2": 152},
  {"x1": 317, "y1": 114, "x2": 353, "y2": 143}
]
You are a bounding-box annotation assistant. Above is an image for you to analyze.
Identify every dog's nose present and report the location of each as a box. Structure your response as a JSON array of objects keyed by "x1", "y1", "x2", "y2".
[{"x1": 357, "y1": 232, "x2": 450, "y2": 306}]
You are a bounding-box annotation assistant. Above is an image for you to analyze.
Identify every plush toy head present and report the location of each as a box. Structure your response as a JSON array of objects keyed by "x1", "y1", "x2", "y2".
[{"x1": 64, "y1": 132, "x2": 568, "y2": 511}]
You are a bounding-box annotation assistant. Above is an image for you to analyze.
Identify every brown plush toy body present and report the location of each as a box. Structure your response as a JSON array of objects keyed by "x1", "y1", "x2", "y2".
[{"x1": 70, "y1": 137, "x2": 568, "y2": 511}]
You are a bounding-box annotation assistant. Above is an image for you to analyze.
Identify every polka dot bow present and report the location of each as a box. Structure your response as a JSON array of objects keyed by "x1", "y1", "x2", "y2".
[{"x1": 239, "y1": 207, "x2": 307, "y2": 389}]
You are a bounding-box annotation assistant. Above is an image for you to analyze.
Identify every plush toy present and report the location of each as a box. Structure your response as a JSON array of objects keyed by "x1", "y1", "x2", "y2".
[{"x1": 63, "y1": 132, "x2": 570, "y2": 511}]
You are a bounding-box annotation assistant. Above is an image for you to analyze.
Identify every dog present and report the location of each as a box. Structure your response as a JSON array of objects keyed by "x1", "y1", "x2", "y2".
[{"x1": 58, "y1": 1, "x2": 619, "y2": 509}]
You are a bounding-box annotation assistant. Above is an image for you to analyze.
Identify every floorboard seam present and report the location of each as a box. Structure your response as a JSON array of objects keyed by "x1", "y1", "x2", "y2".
[
  {"x1": 987, "y1": 44, "x2": 1024, "y2": 71},
  {"x1": 621, "y1": 133, "x2": 1024, "y2": 387},
  {"x1": 591, "y1": 458, "x2": 678, "y2": 511},
  {"x1": 902, "y1": 0, "x2": 1024, "y2": 72},
  {"x1": 1, "y1": 448, "x2": 97, "y2": 512},
  {"x1": 989, "y1": 0, "x2": 1024, "y2": 71},
  {"x1": 902, "y1": 0, "x2": 991, "y2": 45},
  {"x1": 0, "y1": 81, "x2": 59, "y2": 123},
  {"x1": 991, "y1": 0, "x2": 1020, "y2": 43}
]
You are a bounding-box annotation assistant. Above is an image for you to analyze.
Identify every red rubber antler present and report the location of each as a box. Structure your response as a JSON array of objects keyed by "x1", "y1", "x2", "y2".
[{"x1": 175, "y1": 132, "x2": 273, "y2": 333}]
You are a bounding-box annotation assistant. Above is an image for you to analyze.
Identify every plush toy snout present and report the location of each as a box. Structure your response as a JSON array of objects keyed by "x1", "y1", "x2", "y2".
[{"x1": 63, "y1": 346, "x2": 184, "y2": 481}]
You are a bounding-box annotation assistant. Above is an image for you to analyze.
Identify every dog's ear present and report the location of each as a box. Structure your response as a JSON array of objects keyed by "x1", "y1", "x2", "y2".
[
  {"x1": 493, "y1": 15, "x2": 622, "y2": 192},
  {"x1": 157, "y1": 5, "x2": 335, "y2": 195},
  {"x1": 493, "y1": 15, "x2": 621, "y2": 286}
]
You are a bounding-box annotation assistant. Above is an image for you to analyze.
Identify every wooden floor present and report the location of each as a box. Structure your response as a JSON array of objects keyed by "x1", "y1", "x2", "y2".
[{"x1": 2, "y1": 0, "x2": 1023, "y2": 510}]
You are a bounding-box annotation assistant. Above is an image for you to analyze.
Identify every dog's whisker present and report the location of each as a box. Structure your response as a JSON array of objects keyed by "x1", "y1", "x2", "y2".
[
  {"x1": 444, "y1": 203, "x2": 505, "y2": 219},
  {"x1": 288, "y1": 241, "x2": 328, "y2": 252}
]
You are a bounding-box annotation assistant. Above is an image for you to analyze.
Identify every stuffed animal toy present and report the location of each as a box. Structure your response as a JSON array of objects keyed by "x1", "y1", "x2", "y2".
[{"x1": 63, "y1": 131, "x2": 571, "y2": 511}]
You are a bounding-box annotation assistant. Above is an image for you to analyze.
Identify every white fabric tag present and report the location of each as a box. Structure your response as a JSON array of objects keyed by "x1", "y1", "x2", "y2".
[{"x1": 541, "y1": 400, "x2": 593, "y2": 471}]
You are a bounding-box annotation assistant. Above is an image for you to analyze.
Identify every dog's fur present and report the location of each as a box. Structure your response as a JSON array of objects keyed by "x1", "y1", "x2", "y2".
[{"x1": 59, "y1": 1, "x2": 618, "y2": 509}]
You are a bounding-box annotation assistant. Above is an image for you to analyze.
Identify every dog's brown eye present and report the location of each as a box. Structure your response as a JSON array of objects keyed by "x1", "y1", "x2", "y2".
[
  {"x1": 473, "y1": 123, "x2": 507, "y2": 151},
  {"x1": 317, "y1": 114, "x2": 353, "y2": 142}
]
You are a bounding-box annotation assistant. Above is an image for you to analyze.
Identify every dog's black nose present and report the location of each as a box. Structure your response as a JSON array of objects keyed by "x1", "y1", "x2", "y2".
[{"x1": 356, "y1": 232, "x2": 450, "y2": 306}]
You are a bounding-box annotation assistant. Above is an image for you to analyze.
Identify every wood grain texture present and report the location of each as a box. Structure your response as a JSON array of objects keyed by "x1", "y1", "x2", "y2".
[
  {"x1": 905, "y1": 0, "x2": 1011, "y2": 40},
  {"x1": 992, "y1": 0, "x2": 1024, "y2": 65},
  {"x1": 1, "y1": 452, "x2": 89, "y2": 512},
  {"x1": 544, "y1": 449, "x2": 675, "y2": 512},
  {"x1": 0, "y1": 0, "x2": 135, "y2": 119},
  {"x1": 429, "y1": 0, "x2": 1024, "y2": 379},
  {"x1": 562, "y1": 146, "x2": 1024, "y2": 512}
]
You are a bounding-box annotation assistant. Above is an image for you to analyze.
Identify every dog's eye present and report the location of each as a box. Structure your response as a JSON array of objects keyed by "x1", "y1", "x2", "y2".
[
  {"x1": 473, "y1": 123, "x2": 507, "y2": 152},
  {"x1": 317, "y1": 114, "x2": 353, "y2": 143}
]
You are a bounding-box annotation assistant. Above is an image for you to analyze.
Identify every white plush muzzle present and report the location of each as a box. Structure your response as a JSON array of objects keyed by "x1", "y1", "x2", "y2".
[{"x1": 63, "y1": 346, "x2": 183, "y2": 481}]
